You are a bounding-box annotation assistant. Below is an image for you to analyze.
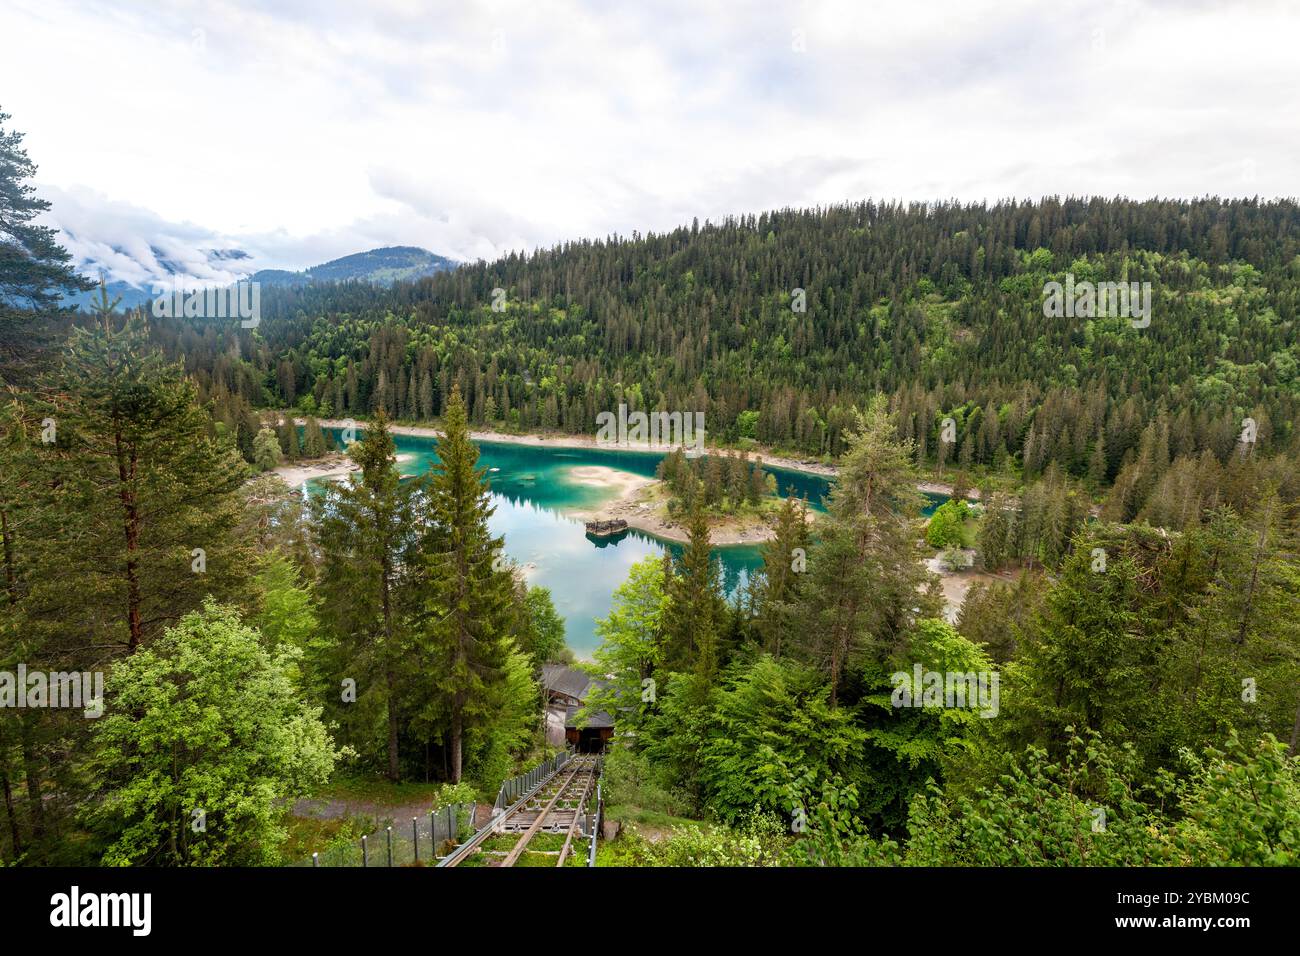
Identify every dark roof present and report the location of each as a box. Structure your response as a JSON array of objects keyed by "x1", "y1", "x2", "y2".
[
  {"x1": 542, "y1": 663, "x2": 597, "y2": 700},
  {"x1": 565, "y1": 703, "x2": 614, "y2": 729},
  {"x1": 543, "y1": 664, "x2": 615, "y2": 729}
]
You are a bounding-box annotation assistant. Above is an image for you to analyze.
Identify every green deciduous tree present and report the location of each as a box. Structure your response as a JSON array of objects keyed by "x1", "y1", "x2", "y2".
[{"x1": 86, "y1": 602, "x2": 338, "y2": 866}]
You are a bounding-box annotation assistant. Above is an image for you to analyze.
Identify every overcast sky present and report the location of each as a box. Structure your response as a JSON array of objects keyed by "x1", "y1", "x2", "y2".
[{"x1": 2, "y1": 0, "x2": 1297, "y2": 286}]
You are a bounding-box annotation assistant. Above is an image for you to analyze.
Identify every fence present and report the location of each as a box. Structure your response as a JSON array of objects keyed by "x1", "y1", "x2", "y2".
[
  {"x1": 493, "y1": 751, "x2": 570, "y2": 813},
  {"x1": 586, "y1": 774, "x2": 603, "y2": 867},
  {"x1": 296, "y1": 801, "x2": 476, "y2": 867}
]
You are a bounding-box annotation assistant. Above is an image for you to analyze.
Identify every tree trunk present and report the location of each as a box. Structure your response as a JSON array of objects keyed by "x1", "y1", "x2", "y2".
[
  {"x1": 1, "y1": 768, "x2": 21, "y2": 856},
  {"x1": 115, "y1": 432, "x2": 143, "y2": 651},
  {"x1": 449, "y1": 701, "x2": 464, "y2": 784},
  {"x1": 19, "y1": 716, "x2": 44, "y2": 840},
  {"x1": 385, "y1": 665, "x2": 400, "y2": 782}
]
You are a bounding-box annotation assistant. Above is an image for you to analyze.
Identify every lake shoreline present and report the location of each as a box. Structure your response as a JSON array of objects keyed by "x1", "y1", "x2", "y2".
[{"x1": 279, "y1": 414, "x2": 977, "y2": 499}]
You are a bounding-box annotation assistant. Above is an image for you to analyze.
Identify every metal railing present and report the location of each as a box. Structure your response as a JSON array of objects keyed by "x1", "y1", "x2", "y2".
[
  {"x1": 437, "y1": 751, "x2": 575, "y2": 868},
  {"x1": 493, "y1": 751, "x2": 570, "y2": 813},
  {"x1": 296, "y1": 801, "x2": 476, "y2": 867},
  {"x1": 586, "y1": 763, "x2": 603, "y2": 867}
]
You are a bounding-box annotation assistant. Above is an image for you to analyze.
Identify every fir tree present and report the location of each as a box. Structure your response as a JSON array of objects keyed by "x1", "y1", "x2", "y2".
[
  {"x1": 312, "y1": 409, "x2": 419, "y2": 780},
  {"x1": 416, "y1": 386, "x2": 515, "y2": 783}
]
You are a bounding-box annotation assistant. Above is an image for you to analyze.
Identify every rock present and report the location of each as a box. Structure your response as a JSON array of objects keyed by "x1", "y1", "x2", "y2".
[{"x1": 584, "y1": 518, "x2": 629, "y2": 536}]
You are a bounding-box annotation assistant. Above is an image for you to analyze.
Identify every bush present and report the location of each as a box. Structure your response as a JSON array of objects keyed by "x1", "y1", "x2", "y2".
[{"x1": 602, "y1": 810, "x2": 789, "y2": 866}]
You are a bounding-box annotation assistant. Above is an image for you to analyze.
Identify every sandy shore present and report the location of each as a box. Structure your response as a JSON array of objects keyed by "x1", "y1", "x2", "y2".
[
  {"x1": 272, "y1": 450, "x2": 415, "y2": 488},
  {"x1": 568, "y1": 476, "x2": 785, "y2": 546},
  {"x1": 272, "y1": 454, "x2": 357, "y2": 487}
]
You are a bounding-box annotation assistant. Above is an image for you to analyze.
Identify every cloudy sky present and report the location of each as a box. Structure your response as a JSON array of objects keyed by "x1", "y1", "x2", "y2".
[{"x1": 2, "y1": 0, "x2": 1297, "y2": 286}]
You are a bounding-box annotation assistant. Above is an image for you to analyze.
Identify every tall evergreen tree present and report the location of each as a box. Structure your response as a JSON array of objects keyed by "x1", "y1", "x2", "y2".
[
  {"x1": 662, "y1": 498, "x2": 724, "y2": 685},
  {"x1": 0, "y1": 106, "x2": 92, "y2": 378},
  {"x1": 312, "y1": 409, "x2": 419, "y2": 781},
  {"x1": 40, "y1": 315, "x2": 251, "y2": 653},
  {"x1": 416, "y1": 386, "x2": 514, "y2": 783},
  {"x1": 792, "y1": 396, "x2": 940, "y2": 705},
  {"x1": 752, "y1": 494, "x2": 809, "y2": 658}
]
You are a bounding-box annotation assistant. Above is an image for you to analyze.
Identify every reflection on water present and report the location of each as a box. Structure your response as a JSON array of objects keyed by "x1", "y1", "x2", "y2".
[{"x1": 310, "y1": 429, "x2": 941, "y2": 659}]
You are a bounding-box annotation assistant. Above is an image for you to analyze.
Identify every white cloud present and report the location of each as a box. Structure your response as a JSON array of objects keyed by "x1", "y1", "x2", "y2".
[{"x1": 2, "y1": 0, "x2": 1296, "y2": 284}]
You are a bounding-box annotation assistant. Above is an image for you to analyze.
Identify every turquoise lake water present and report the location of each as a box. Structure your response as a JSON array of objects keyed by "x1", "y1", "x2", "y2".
[{"x1": 312, "y1": 429, "x2": 945, "y2": 659}]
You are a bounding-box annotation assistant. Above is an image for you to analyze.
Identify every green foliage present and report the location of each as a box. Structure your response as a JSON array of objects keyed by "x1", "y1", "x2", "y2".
[
  {"x1": 584, "y1": 556, "x2": 668, "y2": 737},
  {"x1": 601, "y1": 810, "x2": 790, "y2": 867},
  {"x1": 792, "y1": 396, "x2": 940, "y2": 703},
  {"x1": 1164, "y1": 733, "x2": 1300, "y2": 866},
  {"x1": 699, "y1": 657, "x2": 867, "y2": 824},
  {"x1": 414, "y1": 386, "x2": 519, "y2": 784},
  {"x1": 925, "y1": 499, "x2": 966, "y2": 548},
  {"x1": 253, "y1": 427, "x2": 281, "y2": 472},
  {"x1": 600, "y1": 745, "x2": 689, "y2": 819},
  {"x1": 0, "y1": 106, "x2": 92, "y2": 373},
  {"x1": 311, "y1": 410, "x2": 421, "y2": 781},
  {"x1": 521, "y1": 586, "x2": 567, "y2": 665},
  {"x1": 86, "y1": 602, "x2": 338, "y2": 866},
  {"x1": 252, "y1": 551, "x2": 317, "y2": 654},
  {"x1": 901, "y1": 731, "x2": 1164, "y2": 866}
]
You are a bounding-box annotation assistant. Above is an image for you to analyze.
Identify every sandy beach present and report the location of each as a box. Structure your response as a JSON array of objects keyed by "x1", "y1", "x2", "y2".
[
  {"x1": 271, "y1": 450, "x2": 415, "y2": 488},
  {"x1": 272, "y1": 454, "x2": 357, "y2": 487},
  {"x1": 567, "y1": 474, "x2": 785, "y2": 547}
]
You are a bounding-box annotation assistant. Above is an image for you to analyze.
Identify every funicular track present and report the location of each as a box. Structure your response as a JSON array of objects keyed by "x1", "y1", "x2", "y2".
[{"x1": 440, "y1": 755, "x2": 600, "y2": 868}]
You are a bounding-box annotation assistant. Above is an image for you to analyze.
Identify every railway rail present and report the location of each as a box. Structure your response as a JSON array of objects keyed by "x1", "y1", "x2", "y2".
[{"x1": 439, "y1": 754, "x2": 601, "y2": 868}]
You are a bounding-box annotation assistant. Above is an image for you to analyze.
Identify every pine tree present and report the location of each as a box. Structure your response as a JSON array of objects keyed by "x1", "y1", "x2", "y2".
[
  {"x1": 312, "y1": 409, "x2": 419, "y2": 781},
  {"x1": 792, "y1": 396, "x2": 940, "y2": 705},
  {"x1": 752, "y1": 494, "x2": 809, "y2": 657},
  {"x1": 0, "y1": 107, "x2": 92, "y2": 377},
  {"x1": 662, "y1": 497, "x2": 724, "y2": 685},
  {"x1": 416, "y1": 386, "x2": 514, "y2": 783},
  {"x1": 40, "y1": 315, "x2": 251, "y2": 653}
]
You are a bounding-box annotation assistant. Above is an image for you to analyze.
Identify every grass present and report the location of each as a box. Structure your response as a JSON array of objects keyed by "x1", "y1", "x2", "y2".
[
  {"x1": 604, "y1": 804, "x2": 702, "y2": 830},
  {"x1": 313, "y1": 776, "x2": 450, "y2": 808}
]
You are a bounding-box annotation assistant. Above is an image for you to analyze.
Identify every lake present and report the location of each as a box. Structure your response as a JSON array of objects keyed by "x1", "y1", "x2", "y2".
[{"x1": 313, "y1": 429, "x2": 947, "y2": 659}]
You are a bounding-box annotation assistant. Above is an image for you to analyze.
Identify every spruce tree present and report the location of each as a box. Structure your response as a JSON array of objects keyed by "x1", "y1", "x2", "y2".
[
  {"x1": 662, "y1": 497, "x2": 724, "y2": 683},
  {"x1": 792, "y1": 396, "x2": 940, "y2": 705},
  {"x1": 0, "y1": 106, "x2": 92, "y2": 378},
  {"x1": 417, "y1": 386, "x2": 514, "y2": 783},
  {"x1": 312, "y1": 409, "x2": 419, "y2": 780},
  {"x1": 752, "y1": 494, "x2": 809, "y2": 657}
]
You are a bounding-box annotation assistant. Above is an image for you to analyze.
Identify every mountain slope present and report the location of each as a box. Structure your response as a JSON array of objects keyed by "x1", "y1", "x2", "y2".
[
  {"x1": 66, "y1": 245, "x2": 460, "y2": 310},
  {"x1": 250, "y1": 246, "x2": 458, "y2": 287}
]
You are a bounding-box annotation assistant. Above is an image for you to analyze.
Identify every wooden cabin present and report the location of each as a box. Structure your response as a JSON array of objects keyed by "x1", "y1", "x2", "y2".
[{"x1": 542, "y1": 663, "x2": 614, "y2": 753}]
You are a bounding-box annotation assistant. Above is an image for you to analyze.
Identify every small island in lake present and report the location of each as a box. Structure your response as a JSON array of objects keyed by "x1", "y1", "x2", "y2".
[{"x1": 570, "y1": 449, "x2": 806, "y2": 546}]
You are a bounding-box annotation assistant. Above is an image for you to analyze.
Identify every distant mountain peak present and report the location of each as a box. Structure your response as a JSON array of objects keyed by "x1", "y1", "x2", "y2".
[
  {"x1": 251, "y1": 246, "x2": 459, "y2": 287},
  {"x1": 65, "y1": 244, "x2": 460, "y2": 311}
]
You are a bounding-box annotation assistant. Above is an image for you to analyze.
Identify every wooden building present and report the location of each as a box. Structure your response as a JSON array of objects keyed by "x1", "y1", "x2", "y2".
[{"x1": 542, "y1": 663, "x2": 614, "y2": 753}]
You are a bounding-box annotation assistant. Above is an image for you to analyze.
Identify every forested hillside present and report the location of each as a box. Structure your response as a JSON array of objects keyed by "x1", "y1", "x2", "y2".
[
  {"x1": 160, "y1": 198, "x2": 1300, "y2": 526},
  {"x1": 2, "y1": 92, "x2": 1298, "y2": 870}
]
